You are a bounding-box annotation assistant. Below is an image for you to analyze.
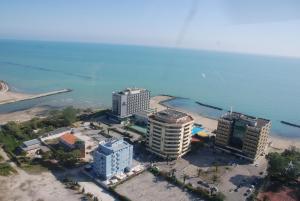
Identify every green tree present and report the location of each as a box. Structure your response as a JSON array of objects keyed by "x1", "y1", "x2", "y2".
[
  {"x1": 266, "y1": 149, "x2": 300, "y2": 182},
  {"x1": 62, "y1": 106, "x2": 77, "y2": 125},
  {"x1": 2, "y1": 121, "x2": 23, "y2": 139},
  {"x1": 55, "y1": 149, "x2": 80, "y2": 167},
  {"x1": 266, "y1": 152, "x2": 288, "y2": 180}
]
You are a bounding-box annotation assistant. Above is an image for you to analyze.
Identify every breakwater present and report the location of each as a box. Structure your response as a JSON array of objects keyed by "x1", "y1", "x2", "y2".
[
  {"x1": 280, "y1": 121, "x2": 300, "y2": 128},
  {"x1": 195, "y1": 101, "x2": 223, "y2": 111},
  {"x1": 0, "y1": 89, "x2": 72, "y2": 105}
]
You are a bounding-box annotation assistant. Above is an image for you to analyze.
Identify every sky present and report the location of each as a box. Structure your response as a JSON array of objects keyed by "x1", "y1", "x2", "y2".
[{"x1": 1, "y1": 0, "x2": 300, "y2": 57}]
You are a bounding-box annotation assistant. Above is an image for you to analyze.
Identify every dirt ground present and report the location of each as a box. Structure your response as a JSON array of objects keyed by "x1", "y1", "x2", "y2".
[{"x1": 0, "y1": 171, "x2": 82, "y2": 201}]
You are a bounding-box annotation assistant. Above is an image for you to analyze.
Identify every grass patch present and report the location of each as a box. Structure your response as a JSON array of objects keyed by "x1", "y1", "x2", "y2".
[{"x1": 0, "y1": 162, "x2": 16, "y2": 176}]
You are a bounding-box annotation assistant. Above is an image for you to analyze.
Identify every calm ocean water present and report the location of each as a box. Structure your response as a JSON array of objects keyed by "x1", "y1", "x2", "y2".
[{"x1": 0, "y1": 39, "x2": 300, "y2": 138}]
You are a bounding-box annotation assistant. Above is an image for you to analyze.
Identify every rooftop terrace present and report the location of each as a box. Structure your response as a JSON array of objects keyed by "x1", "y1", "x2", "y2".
[{"x1": 113, "y1": 88, "x2": 148, "y2": 95}]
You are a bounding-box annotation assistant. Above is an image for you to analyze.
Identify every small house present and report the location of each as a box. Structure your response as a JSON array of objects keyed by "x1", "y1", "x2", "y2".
[{"x1": 20, "y1": 139, "x2": 41, "y2": 157}]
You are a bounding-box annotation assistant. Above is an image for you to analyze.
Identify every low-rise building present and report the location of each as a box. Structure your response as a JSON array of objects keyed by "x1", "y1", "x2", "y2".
[
  {"x1": 93, "y1": 138, "x2": 133, "y2": 179},
  {"x1": 215, "y1": 112, "x2": 271, "y2": 162},
  {"x1": 39, "y1": 127, "x2": 72, "y2": 142},
  {"x1": 59, "y1": 133, "x2": 86, "y2": 158},
  {"x1": 146, "y1": 109, "x2": 194, "y2": 159},
  {"x1": 20, "y1": 139, "x2": 42, "y2": 157}
]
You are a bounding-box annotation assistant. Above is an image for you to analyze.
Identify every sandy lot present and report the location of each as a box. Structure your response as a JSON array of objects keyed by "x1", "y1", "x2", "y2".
[
  {"x1": 0, "y1": 148, "x2": 80, "y2": 201},
  {"x1": 0, "y1": 106, "x2": 53, "y2": 125},
  {"x1": 0, "y1": 169, "x2": 82, "y2": 201},
  {"x1": 116, "y1": 171, "x2": 197, "y2": 201}
]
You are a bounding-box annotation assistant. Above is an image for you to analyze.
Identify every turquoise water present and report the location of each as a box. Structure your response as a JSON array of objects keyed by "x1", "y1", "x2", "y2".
[{"x1": 0, "y1": 39, "x2": 300, "y2": 138}]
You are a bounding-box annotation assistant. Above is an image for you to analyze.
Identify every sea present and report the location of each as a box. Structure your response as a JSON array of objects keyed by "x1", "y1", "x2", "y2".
[{"x1": 0, "y1": 39, "x2": 300, "y2": 139}]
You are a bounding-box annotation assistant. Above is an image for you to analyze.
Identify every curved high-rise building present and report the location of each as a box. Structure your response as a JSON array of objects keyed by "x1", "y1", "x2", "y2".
[{"x1": 146, "y1": 109, "x2": 194, "y2": 159}]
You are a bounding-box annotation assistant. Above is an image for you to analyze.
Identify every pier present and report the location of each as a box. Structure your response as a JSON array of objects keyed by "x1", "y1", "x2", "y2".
[{"x1": 0, "y1": 89, "x2": 72, "y2": 105}]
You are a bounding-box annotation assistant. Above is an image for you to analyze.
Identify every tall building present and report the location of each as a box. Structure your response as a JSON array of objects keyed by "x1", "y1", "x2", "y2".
[
  {"x1": 93, "y1": 138, "x2": 133, "y2": 179},
  {"x1": 112, "y1": 88, "x2": 150, "y2": 118},
  {"x1": 215, "y1": 112, "x2": 271, "y2": 162},
  {"x1": 146, "y1": 109, "x2": 194, "y2": 159}
]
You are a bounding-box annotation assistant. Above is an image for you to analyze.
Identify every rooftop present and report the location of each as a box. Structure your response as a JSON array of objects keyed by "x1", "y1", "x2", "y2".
[
  {"x1": 221, "y1": 112, "x2": 270, "y2": 128},
  {"x1": 97, "y1": 138, "x2": 132, "y2": 155},
  {"x1": 23, "y1": 139, "x2": 41, "y2": 147},
  {"x1": 41, "y1": 127, "x2": 71, "y2": 137},
  {"x1": 113, "y1": 88, "x2": 148, "y2": 95},
  {"x1": 149, "y1": 109, "x2": 193, "y2": 124},
  {"x1": 60, "y1": 133, "x2": 78, "y2": 145}
]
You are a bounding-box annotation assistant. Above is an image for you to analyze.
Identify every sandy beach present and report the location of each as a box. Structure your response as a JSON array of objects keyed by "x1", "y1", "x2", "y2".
[
  {"x1": 150, "y1": 95, "x2": 300, "y2": 152},
  {"x1": 0, "y1": 91, "x2": 32, "y2": 104},
  {"x1": 0, "y1": 80, "x2": 34, "y2": 104},
  {"x1": 0, "y1": 106, "x2": 56, "y2": 125}
]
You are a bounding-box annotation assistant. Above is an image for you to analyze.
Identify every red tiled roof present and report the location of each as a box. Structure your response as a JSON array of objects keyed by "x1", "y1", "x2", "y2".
[{"x1": 60, "y1": 133, "x2": 77, "y2": 145}]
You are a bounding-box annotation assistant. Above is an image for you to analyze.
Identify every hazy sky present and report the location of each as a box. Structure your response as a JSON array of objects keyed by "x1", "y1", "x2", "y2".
[{"x1": 1, "y1": 0, "x2": 300, "y2": 57}]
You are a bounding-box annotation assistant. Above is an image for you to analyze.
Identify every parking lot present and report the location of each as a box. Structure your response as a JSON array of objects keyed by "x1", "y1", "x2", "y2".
[
  {"x1": 115, "y1": 171, "x2": 199, "y2": 201},
  {"x1": 154, "y1": 146, "x2": 267, "y2": 201}
]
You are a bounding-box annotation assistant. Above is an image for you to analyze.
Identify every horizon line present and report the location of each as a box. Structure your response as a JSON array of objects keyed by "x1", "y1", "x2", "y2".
[{"x1": 1, "y1": 37, "x2": 300, "y2": 60}]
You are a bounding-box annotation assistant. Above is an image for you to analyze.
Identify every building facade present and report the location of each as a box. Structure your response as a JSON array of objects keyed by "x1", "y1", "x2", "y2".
[
  {"x1": 93, "y1": 138, "x2": 133, "y2": 179},
  {"x1": 112, "y1": 88, "x2": 150, "y2": 118},
  {"x1": 146, "y1": 109, "x2": 194, "y2": 159},
  {"x1": 215, "y1": 112, "x2": 271, "y2": 162}
]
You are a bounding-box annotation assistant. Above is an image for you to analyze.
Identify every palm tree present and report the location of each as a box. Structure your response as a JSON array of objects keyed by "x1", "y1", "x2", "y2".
[
  {"x1": 171, "y1": 168, "x2": 176, "y2": 178},
  {"x1": 183, "y1": 174, "x2": 189, "y2": 185},
  {"x1": 215, "y1": 165, "x2": 219, "y2": 173},
  {"x1": 197, "y1": 168, "x2": 202, "y2": 177},
  {"x1": 166, "y1": 155, "x2": 170, "y2": 165}
]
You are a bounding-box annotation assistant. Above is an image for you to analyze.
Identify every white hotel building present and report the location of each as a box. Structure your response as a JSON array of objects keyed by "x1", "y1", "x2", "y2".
[{"x1": 112, "y1": 88, "x2": 150, "y2": 118}]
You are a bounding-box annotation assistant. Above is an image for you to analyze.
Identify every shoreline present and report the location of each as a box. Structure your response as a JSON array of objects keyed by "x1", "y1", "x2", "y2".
[
  {"x1": 0, "y1": 82, "x2": 299, "y2": 151},
  {"x1": 0, "y1": 80, "x2": 72, "y2": 105},
  {"x1": 150, "y1": 95, "x2": 300, "y2": 151}
]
